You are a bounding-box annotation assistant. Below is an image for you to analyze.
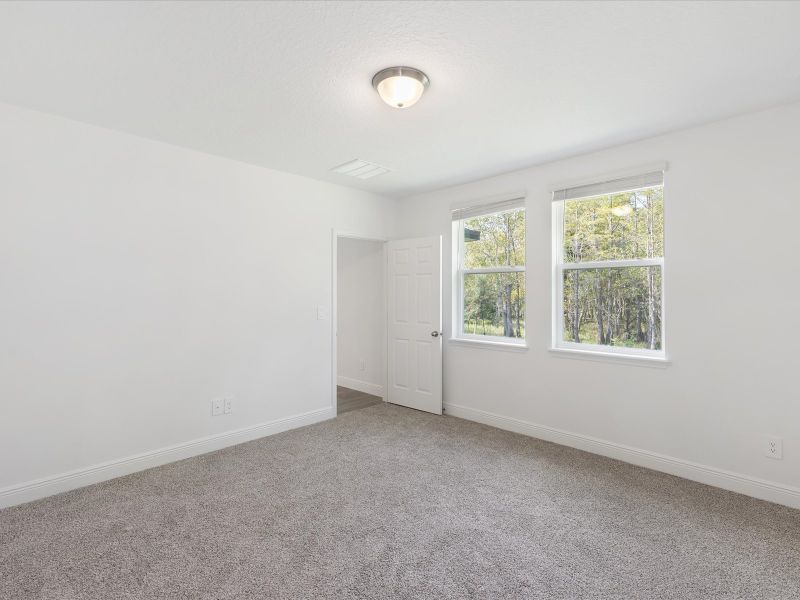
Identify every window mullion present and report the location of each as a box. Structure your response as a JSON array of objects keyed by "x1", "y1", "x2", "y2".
[
  {"x1": 560, "y1": 258, "x2": 662, "y2": 270},
  {"x1": 458, "y1": 219, "x2": 465, "y2": 337},
  {"x1": 462, "y1": 266, "x2": 525, "y2": 275}
]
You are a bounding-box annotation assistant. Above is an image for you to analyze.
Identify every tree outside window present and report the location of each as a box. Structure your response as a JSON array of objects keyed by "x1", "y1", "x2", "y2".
[
  {"x1": 554, "y1": 177, "x2": 665, "y2": 356},
  {"x1": 455, "y1": 203, "x2": 525, "y2": 341}
]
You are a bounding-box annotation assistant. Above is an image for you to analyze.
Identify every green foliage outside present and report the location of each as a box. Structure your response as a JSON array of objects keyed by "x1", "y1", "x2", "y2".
[
  {"x1": 562, "y1": 186, "x2": 664, "y2": 349},
  {"x1": 462, "y1": 209, "x2": 525, "y2": 338}
]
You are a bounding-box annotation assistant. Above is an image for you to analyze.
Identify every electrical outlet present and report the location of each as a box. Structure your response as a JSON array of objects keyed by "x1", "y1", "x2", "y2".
[
  {"x1": 359, "y1": 359, "x2": 366, "y2": 371},
  {"x1": 224, "y1": 398, "x2": 233, "y2": 414},
  {"x1": 765, "y1": 436, "x2": 783, "y2": 460},
  {"x1": 211, "y1": 399, "x2": 223, "y2": 416}
]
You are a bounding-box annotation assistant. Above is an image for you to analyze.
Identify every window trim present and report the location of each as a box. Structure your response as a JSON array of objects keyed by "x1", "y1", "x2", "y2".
[
  {"x1": 452, "y1": 199, "x2": 527, "y2": 347},
  {"x1": 551, "y1": 179, "x2": 668, "y2": 362},
  {"x1": 548, "y1": 347, "x2": 670, "y2": 368},
  {"x1": 450, "y1": 336, "x2": 529, "y2": 352}
]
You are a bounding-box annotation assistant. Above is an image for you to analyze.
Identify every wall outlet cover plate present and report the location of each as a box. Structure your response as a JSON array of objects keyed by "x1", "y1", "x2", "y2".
[{"x1": 765, "y1": 436, "x2": 783, "y2": 460}]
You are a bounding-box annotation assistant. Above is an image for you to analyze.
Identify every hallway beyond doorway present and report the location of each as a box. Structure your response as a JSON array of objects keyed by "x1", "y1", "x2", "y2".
[{"x1": 337, "y1": 386, "x2": 382, "y2": 415}]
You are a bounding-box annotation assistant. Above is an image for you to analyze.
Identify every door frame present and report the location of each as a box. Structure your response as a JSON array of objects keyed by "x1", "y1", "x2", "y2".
[{"x1": 331, "y1": 229, "x2": 389, "y2": 414}]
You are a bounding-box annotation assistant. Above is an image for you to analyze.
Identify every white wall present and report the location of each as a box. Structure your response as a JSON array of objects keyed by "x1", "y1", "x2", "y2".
[
  {"x1": 396, "y1": 102, "x2": 800, "y2": 506},
  {"x1": 4, "y1": 98, "x2": 799, "y2": 509},
  {"x1": 0, "y1": 102, "x2": 396, "y2": 503},
  {"x1": 336, "y1": 238, "x2": 385, "y2": 397}
]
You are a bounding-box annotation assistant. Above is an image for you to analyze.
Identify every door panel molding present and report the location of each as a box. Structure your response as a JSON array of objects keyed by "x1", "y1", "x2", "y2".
[{"x1": 387, "y1": 236, "x2": 443, "y2": 414}]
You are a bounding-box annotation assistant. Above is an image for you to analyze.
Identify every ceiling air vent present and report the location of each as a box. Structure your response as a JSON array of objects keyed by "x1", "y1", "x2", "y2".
[{"x1": 331, "y1": 159, "x2": 391, "y2": 180}]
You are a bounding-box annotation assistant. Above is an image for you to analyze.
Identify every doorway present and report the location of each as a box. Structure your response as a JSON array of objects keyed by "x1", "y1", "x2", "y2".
[{"x1": 334, "y1": 235, "x2": 386, "y2": 415}]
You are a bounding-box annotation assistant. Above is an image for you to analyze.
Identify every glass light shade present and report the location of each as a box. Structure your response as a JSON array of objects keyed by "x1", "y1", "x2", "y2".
[
  {"x1": 372, "y1": 67, "x2": 429, "y2": 109},
  {"x1": 377, "y1": 76, "x2": 424, "y2": 108}
]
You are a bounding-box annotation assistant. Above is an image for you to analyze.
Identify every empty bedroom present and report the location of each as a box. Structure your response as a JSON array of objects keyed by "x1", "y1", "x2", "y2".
[{"x1": 1, "y1": 1, "x2": 798, "y2": 598}]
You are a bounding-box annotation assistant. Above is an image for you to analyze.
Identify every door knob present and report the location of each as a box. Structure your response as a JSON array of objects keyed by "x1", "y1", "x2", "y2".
[{"x1": 431, "y1": 331, "x2": 442, "y2": 337}]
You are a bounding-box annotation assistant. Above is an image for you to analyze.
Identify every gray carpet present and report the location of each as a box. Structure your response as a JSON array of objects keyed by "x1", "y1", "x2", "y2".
[{"x1": 1, "y1": 404, "x2": 798, "y2": 600}]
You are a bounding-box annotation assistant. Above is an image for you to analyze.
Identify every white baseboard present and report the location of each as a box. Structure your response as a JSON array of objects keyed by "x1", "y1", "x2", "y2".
[
  {"x1": 444, "y1": 402, "x2": 800, "y2": 510},
  {"x1": 337, "y1": 375, "x2": 384, "y2": 398},
  {"x1": 0, "y1": 406, "x2": 335, "y2": 509}
]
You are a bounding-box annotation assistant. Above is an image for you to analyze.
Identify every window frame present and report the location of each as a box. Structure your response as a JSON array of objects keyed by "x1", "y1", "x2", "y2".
[
  {"x1": 452, "y1": 200, "x2": 527, "y2": 348},
  {"x1": 551, "y1": 179, "x2": 667, "y2": 361}
]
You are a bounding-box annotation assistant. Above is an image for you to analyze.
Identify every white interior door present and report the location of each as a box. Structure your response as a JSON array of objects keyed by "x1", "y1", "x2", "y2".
[{"x1": 386, "y1": 236, "x2": 442, "y2": 414}]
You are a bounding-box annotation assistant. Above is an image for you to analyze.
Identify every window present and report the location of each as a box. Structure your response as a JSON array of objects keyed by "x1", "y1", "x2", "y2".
[
  {"x1": 552, "y1": 171, "x2": 665, "y2": 358},
  {"x1": 452, "y1": 197, "x2": 526, "y2": 344}
]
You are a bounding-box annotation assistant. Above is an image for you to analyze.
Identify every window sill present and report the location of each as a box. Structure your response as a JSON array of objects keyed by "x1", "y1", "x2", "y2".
[
  {"x1": 548, "y1": 347, "x2": 671, "y2": 368},
  {"x1": 448, "y1": 337, "x2": 529, "y2": 353}
]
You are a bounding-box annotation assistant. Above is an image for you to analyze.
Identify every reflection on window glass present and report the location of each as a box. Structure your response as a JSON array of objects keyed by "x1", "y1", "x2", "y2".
[
  {"x1": 563, "y1": 187, "x2": 663, "y2": 263},
  {"x1": 463, "y1": 209, "x2": 525, "y2": 269}
]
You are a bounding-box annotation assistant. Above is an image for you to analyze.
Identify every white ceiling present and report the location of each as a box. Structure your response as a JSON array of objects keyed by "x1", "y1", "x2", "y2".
[{"x1": 2, "y1": 1, "x2": 799, "y2": 198}]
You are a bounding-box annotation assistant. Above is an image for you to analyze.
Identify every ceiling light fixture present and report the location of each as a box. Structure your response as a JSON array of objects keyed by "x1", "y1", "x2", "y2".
[{"x1": 372, "y1": 66, "x2": 429, "y2": 109}]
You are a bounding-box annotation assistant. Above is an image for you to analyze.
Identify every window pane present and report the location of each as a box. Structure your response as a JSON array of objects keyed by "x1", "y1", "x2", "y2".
[
  {"x1": 463, "y1": 272, "x2": 525, "y2": 338},
  {"x1": 463, "y1": 208, "x2": 525, "y2": 269},
  {"x1": 562, "y1": 266, "x2": 662, "y2": 350},
  {"x1": 563, "y1": 186, "x2": 663, "y2": 263}
]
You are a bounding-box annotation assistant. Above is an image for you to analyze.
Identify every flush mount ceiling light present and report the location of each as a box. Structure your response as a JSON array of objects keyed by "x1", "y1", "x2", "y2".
[{"x1": 372, "y1": 66, "x2": 429, "y2": 109}]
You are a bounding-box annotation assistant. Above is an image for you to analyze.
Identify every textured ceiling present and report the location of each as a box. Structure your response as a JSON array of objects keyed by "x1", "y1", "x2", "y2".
[{"x1": 1, "y1": 1, "x2": 799, "y2": 198}]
